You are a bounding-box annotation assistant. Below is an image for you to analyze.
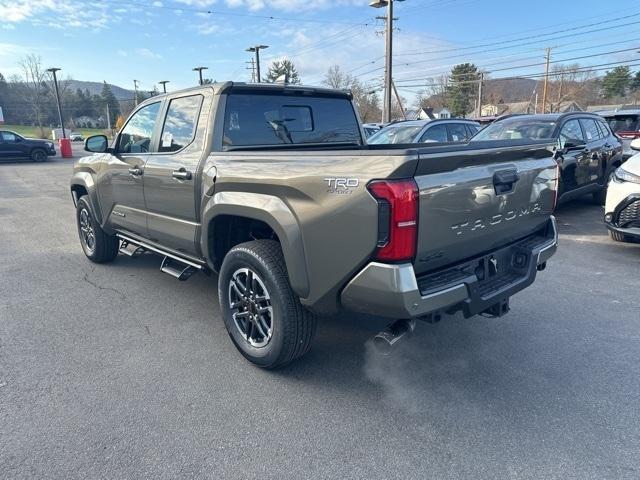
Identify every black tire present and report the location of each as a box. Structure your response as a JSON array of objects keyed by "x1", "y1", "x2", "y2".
[
  {"x1": 609, "y1": 230, "x2": 629, "y2": 242},
  {"x1": 76, "y1": 195, "x2": 119, "y2": 263},
  {"x1": 593, "y1": 169, "x2": 616, "y2": 205},
  {"x1": 31, "y1": 149, "x2": 47, "y2": 162},
  {"x1": 218, "y1": 240, "x2": 317, "y2": 369}
]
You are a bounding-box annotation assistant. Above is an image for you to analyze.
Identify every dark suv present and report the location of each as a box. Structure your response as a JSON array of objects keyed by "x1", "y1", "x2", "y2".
[
  {"x1": 0, "y1": 130, "x2": 56, "y2": 162},
  {"x1": 471, "y1": 113, "x2": 623, "y2": 204},
  {"x1": 597, "y1": 109, "x2": 640, "y2": 160}
]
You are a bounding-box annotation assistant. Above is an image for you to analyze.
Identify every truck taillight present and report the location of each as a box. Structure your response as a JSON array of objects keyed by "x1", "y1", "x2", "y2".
[{"x1": 367, "y1": 179, "x2": 418, "y2": 262}]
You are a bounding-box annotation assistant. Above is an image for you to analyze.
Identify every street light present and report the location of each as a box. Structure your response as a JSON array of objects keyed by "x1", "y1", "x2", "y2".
[
  {"x1": 46, "y1": 67, "x2": 66, "y2": 139},
  {"x1": 246, "y1": 45, "x2": 269, "y2": 83},
  {"x1": 193, "y1": 66, "x2": 208, "y2": 86},
  {"x1": 159, "y1": 80, "x2": 169, "y2": 93}
]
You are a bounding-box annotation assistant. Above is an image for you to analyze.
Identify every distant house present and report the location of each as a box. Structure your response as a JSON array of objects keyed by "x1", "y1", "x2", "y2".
[
  {"x1": 550, "y1": 101, "x2": 582, "y2": 113},
  {"x1": 473, "y1": 101, "x2": 535, "y2": 118},
  {"x1": 405, "y1": 107, "x2": 452, "y2": 121}
]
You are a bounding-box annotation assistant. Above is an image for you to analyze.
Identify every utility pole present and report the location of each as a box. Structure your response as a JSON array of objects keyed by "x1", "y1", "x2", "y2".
[
  {"x1": 476, "y1": 72, "x2": 484, "y2": 118},
  {"x1": 159, "y1": 80, "x2": 169, "y2": 93},
  {"x1": 246, "y1": 45, "x2": 268, "y2": 83},
  {"x1": 370, "y1": 0, "x2": 400, "y2": 124},
  {"x1": 246, "y1": 58, "x2": 256, "y2": 82},
  {"x1": 192, "y1": 66, "x2": 208, "y2": 86},
  {"x1": 133, "y1": 79, "x2": 140, "y2": 106},
  {"x1": 541, "y1": 48, "x2": 551, "y2": 114},
  {"x1": 391, "y1": 81, "x2": 406, "y2": 120},
  {"x1": 46, "y1": 68, "x2": 66, "y2": 139}
]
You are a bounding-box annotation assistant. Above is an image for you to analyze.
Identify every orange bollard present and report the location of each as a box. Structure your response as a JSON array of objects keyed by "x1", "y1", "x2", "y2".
[{"x1": 59, "y1": 138, "x2": 73, "y2": 158}]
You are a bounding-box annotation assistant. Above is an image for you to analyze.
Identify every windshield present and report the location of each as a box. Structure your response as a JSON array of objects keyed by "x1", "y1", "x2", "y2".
[
  {"x1": 471, "y1": 117, "x2": 557, "y2": 141},
  {"x1": 367, "y1": 124, "x2": 424, "y2": 144},
  {"x1": 605, "y1": 115, "x2": 640, "y2": 132}
]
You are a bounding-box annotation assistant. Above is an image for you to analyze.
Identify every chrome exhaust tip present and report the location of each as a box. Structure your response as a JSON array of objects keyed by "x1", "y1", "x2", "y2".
[{"x1": 373, "y1": 319, "x2": 416, "y2": 355}]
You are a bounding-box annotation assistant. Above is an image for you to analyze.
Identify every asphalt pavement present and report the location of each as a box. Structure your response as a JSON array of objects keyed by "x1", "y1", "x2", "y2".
[{"x1": 1, "y1": 158, "x2": 639, "y2": 479}]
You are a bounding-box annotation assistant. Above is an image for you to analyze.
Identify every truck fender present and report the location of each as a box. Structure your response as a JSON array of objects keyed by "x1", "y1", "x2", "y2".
[
  {"x1": 201, "y1": 191, "x2": 310, "y2": 298},
  {"x1": 70, "y1": 172, "x2": 103, "y2": 225}
]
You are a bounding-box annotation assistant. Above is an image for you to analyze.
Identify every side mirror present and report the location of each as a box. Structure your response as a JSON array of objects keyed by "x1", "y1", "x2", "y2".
[
  {"x1": 631, "y1": 138, "x2": 640, "y2": 151},
  {"x1": 85, "y1": 135, "x2": 108, "y2": 153}
]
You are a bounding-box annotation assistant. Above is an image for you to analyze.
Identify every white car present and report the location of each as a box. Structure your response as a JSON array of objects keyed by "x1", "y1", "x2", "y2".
[{"x1": 604, "y1": 138, "x2": 640, "y2": 242}]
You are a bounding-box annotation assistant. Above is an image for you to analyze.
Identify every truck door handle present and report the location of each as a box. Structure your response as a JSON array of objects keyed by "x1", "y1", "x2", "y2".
[
  {"x1": 172, "y1": 168, "x2": 192, "y2": 180},
  {"x1": 128, "y1": 167, "x2": 143, "y2": 176}
]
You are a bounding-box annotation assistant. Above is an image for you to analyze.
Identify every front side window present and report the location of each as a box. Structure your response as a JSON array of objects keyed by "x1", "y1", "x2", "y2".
[
  {"x1": 117, "y1": 102, "x2": 161, "y2": 154},
  {"x1": 368, "y1": 124, "x2": 424, "y2": 144},
  {"x1": 420, "y1": 124, "x2": 448, "y2": 143},
  {"x1": 159, "y1": 95, "x2": 203, "y2": 153},
  {"x1": 447, "y1": 123, "x2": 470, "y2": 142},
  {"x1": 1, "y1": 131, "x2": 17, "y2": 142},
  {"x1": 580, "y1": 118, "x2": 601, "y2": 143},
  {"x1": 223, "y1": 93, "x2": 361, "y2": 147},
  {"x1": 558, "y1": 119, "x2": 585, "y2": 148}
]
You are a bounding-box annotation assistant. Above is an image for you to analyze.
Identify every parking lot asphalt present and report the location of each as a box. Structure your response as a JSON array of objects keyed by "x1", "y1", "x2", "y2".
[{"x1": 1, "y1": 158, "x2": 639, "y2": 480}]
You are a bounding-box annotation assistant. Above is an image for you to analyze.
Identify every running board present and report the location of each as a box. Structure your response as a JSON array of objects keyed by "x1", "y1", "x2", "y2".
[
  {"x1": 119, "y1": 240, "x2": 146, "y2": 257},
  {"x1": 115, "y1": 233, "x2": 205, "y2": 280},
  {"x1": 160, "y1": 256, "x2": 197, "y2": 281}
]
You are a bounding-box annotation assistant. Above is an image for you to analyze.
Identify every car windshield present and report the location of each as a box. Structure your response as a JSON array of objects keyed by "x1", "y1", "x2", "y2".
[
  {"x1": 471, "y1": 118, "x2": 557, "y2": 141},
  {"x1": 367, "y1": 124, "x2": 424, "y2": 144},
  {"x1": 605, "y1": 115, "x2": 639, "y2": 132}
]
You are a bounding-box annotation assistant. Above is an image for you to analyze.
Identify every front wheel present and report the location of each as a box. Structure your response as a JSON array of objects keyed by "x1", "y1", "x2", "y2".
[
  {"x1": 31, "y1": 149, "x2": 46, "y2": 162},
  {"x1": 218, "y1": 240, "x2": 317, "y2": 369},
  {"x1": 76, "y1": 196, "x2": 119, "y2": 263}
]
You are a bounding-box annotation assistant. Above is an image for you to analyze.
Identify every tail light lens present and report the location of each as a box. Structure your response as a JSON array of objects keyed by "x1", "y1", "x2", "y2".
[
  {"x1": 617, "y1": 131, "x2": 640, "y2": 139},
  {"x1": 367, "y1": 179, "x2": 418, "y2": 262}
]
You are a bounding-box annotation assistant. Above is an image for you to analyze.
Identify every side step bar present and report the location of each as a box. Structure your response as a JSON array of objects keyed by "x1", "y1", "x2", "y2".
[
  {"x1": 116, "y1": 233, "x2": 205, "y2": 281},
  {"x1": 160, "y1": 257, "x2": 197, "y2": 281}
]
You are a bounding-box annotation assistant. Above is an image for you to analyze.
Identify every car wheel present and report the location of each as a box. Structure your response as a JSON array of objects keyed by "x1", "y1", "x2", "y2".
[
  {"x1": 218, "y1": 240, "x2": 317, "y2": 369},
  {"x1": 31, "y1": 149, "x2": 46, "y2": 162},
  {"x1": 76, "y1": 196, "x2": 119, "y2": 263},
  {"x1": 593, "y1": 169, "x2": 616, "y2": 205}
]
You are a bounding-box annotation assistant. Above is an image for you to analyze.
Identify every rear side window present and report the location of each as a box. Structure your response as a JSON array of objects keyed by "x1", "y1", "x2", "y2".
[
  {"x1": 606, "y1": 115, "x2": 640, "y2": 133},
  {"x1": 580, "y1": 118, "x2": 602, "y2": 142},
  {"x1": 447, "y1": 123, "x2": 470, "y2": 142},
  {"x1": 159, "y1": 95, "x2": 203, "y2": 153},
  {"x1": 420, "y1": 124, "x2": 447, "y2": 143},
  {"x1": 223, "y1": 93, "x2": 361, "y2": 148},
  {"x1": 597, "y1": 120, "x2": 612, "y2": 137},
  {"x1": 465, "y1": 124, "x2": 479, "y2": 137}
]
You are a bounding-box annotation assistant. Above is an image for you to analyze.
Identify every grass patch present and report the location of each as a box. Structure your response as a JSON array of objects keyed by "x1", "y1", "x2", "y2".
[{"x1": 1, "y1": 124, "x2": 113, "y2": 140}]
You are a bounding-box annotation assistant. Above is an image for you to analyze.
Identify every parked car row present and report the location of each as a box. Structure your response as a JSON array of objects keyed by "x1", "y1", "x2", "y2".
[{"x1": 368, "y1": 111, "x2": 639, "y2": 245}]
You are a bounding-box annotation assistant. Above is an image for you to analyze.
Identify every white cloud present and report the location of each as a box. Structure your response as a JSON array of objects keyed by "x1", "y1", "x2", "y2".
[
  {"x1": 225, "y1": 0, "x2": 368, "y2": 11},
  {"x1": 135, "y1": 48, "x2": 162, "y2": 59}
]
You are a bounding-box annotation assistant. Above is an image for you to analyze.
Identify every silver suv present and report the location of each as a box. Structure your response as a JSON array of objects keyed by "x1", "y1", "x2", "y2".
[{"x1": 367, "y1": 119, "x2": 480, "y2": 144}]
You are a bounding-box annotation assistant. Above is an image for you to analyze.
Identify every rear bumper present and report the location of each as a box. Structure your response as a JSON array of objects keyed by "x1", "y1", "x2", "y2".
[{"x1": 341, "y1": 217, "x2": 557, "y2": 319}]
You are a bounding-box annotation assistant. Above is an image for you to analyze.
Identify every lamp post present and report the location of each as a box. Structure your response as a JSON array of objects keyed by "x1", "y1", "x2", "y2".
[
  {"x1": 46, "y1": 67, "x2": 66, "y2": 139},
  {"x1": 246, "y1": 45, "x2": 269, "y2": 83},
  {"x1": 159, "y1": 80, "x2": 169, "y2": 93},
  {"x1": 193, "y1": 66, "x2": 208, "y2": 85},
  {"x1": 369, "y1": 0, "x2": 403, "y2": 123}
]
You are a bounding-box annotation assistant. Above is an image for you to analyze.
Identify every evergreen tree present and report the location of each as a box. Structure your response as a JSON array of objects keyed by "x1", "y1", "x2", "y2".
[
  {"x1": 631, "y1": 71, "x2": 640, "y2": 92},
  {"x1": 446, "y1": 63, "x2": 479, "y2": 117},
  {"x1": 601, "y1": 66, "x2": 632, "y2": 98},
  {"x1": 101, "y1": 81, "x2": 121, "y2": 119},
  {"x1": 264, "y1": 59, "x2": 301, "y2": 84}
]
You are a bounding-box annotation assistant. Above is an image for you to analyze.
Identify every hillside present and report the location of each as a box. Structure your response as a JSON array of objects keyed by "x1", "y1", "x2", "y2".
[{"x1": 65, "y1": 80, "x2": 134, "y2": 100}]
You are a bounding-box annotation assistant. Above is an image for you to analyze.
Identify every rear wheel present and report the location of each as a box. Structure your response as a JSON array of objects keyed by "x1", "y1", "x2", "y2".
[
  {"x1": 76, "y1": 196, "x2": 119, "y2": 263},
  {"x1": 31, "y1": 149, "x2": 46, "y2": 162},
  {"x1": 218, "y1": 240, "x2": 317, "y2": 369}
]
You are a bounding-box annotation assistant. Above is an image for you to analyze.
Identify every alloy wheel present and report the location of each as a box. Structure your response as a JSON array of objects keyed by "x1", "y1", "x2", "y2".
[
  {"x1": 79, "y1": 208, "x2": 96, "y2": 253},
  {"x1": 228, "y1": 268, "x2": 274, "y2": 348}
]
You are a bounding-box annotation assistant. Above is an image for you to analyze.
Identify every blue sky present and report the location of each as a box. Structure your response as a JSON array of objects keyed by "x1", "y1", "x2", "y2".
[{"x1": 1, "y1": 0, "x2": 640, "y2": 101}]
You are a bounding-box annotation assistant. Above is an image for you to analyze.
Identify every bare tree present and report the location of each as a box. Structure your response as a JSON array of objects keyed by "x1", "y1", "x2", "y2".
[
  {"x1": 18, "y1": 54, "x2": 48, "y2": 137},
  {"x1": 323, "y1": 65, "x2": 381, "y2": 123},
  {"x1": 547, "y1": 63, "x2": 596, "y2": 112}
]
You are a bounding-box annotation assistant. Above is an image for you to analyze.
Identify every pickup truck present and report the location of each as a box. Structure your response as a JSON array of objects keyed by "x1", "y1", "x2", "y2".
[{"x1": 71, "y1": 83, "x2": 558, "y2": 368}]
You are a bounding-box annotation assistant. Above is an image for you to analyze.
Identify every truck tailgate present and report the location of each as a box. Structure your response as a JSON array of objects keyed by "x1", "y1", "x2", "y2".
[{"x1": 413, "y1": 143, "x2": 557, "y2": 275}]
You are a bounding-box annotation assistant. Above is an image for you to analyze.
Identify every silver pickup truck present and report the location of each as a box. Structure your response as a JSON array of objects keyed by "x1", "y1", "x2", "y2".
[{"x1": 71, "y1": 83, "x2": 558, "y2": 368}]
